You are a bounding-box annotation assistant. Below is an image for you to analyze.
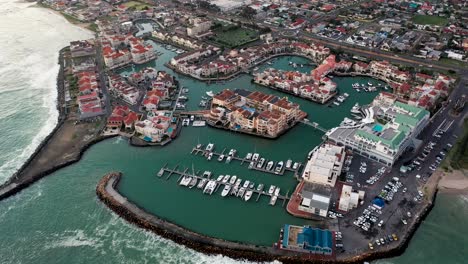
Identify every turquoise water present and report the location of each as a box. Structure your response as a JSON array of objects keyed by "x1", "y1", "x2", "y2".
[{"x1": 0, "y1": 2, "x2": 467, "y2": 263}]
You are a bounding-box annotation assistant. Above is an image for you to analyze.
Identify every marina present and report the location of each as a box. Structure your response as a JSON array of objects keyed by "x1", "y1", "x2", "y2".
[
  {"x1": 190, "y1": 144, "x2": 304, "y2": 177},
  {"x1": 157, "y1": 165, "x2": 291, "y2": 206}
]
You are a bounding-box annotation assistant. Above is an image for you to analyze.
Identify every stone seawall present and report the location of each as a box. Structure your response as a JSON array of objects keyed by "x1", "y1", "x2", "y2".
[{"x1": 96, "y1": 172, "x2": 437, "y2": 263}]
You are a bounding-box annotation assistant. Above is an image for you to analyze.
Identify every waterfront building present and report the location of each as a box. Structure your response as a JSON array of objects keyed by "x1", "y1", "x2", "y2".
[
  {"x1": 326, "y1": 93, "x2": 430, "y2": 165},
  {"x1": 186, "y1": 17, "x2": 212, "y2": 38},
  {"x1": 338, "y1": 185, "x2": 365, "y2": 212},
  {"x1": 70, "y1": 39, "x2": 96, "y2": 58},
  {"x1": 281, "y1": 224, "x2": 333, "y2": 255},
  {"x1": 108, "y1": 75, "x2": 140, "y2": 105},
  {"x1": 209, "y1": 89, "x2": 306, "y2": 138},
  {"x1": 302, "y1": 144, "x2": 345, "y2": 187},
  {"x1": 297, "y1": 183, "x2": 331, "y2": 217},
  {"x1": 254, "y1": 55, "x2": 340, "y2": 104},
  {"x1": 134, "y1": 114, "x2": 172, "y2": 143},
  {"x1": 76, "y1": 71, "x2": 105, "y2": 120}
]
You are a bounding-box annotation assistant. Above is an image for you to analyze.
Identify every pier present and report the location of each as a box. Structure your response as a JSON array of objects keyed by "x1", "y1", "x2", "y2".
[
  {"x1": 190, "y1": 146, "x2": 303, "y2": 178},
  {"x1": 156, "y1": 165, "x2": 290, "y2": 206}
]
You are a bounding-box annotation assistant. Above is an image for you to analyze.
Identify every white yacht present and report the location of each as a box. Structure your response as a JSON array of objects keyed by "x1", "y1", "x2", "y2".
[
  {"x1": 206, "y1": 91, "x2": 214, "y2": 97},
  {"x1": 275, "y1": 161, "x2": 284, "y2": 173},
  {"x1": 252, "y1": 153, "x2": 260, "y2": 162},
  {"x1": 218, "y1": 154, "x2": 225, "y2": 162},
  {"x1": 244, "y1": 190, "x2": 253, "y2": 201},
  {"x1": 268, "y1": 185, "x2": 276, "y2": 195},
  {"x1": 229, "y1": 175, "x2": 237, "y2": 184},
  {"x1": 225, "y1": 156, "x2": 232, "y2": 163},
  {"x1": 216, "y1": 175, "x2": 224, "y2": 182},
  {"x1": 351, "y1": 103, "x2": 361, "y2": 114},
  {"x1": 266, "y1": 161, "x2": 274, "y2": 171},
  {"x1": 269, "y1": 195, "x2": 278, "y2": 206},
  {"x1": 257, "y1": 158, "x2": 266, "y2": 168},
  {"x1": 207, "y1": 153, "x2": 213, "y2": 160},
  {"x1": 257, "y1": 184, "x2": 264, "y2": 192},
  {"x1": 246, "y1": 153, "x2": 253, "y2": 160},
  {"x1": 206, "y1": 143, "x2": 214, "y2": 151},
  {"x1": 243, "y1": 180, "x2": 250, "y2": 188},
  {"x1": 228, "y1": 149, "x2": 236, "y2": 156},
  {"x1": 222, "y1": 175, "x2": 230, "y2": 183},
  {"x1": 292, "y1": 162, "x2": 299, "y2": 170},
  {"x1": 197, "y1": 178, "x2": 207, "y2": 189},
  {"x1": 286, "y1": 159, "x2": 292, "y2": 169},
  {"x1": 221, "y1": 185, "x2": 231, "y2": 197}
]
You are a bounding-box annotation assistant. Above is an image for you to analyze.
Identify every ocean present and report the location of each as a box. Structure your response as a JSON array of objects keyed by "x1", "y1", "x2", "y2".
[{"x1": 0, "y1": 1, "x2": 466, "y2": 264}]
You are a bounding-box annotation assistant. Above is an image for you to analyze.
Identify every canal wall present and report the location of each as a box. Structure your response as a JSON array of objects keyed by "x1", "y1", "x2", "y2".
[{"x1": 97, "y1": 172, "x2": 437, "y2": 264}]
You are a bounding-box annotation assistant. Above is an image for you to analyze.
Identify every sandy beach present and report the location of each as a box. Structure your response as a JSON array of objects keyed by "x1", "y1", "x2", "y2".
[{"x1": 438, "y1": 169, "x2": 468, "y2": 194}]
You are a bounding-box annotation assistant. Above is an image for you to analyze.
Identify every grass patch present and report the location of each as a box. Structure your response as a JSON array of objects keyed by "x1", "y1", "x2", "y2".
[
  {"x1": 444, "y1": 119, "x2": 468, "y2": 169},
  {"x1": 412, "y1": 15, "x2": 447, "y2": 26},
  {"x1": 61, "y1": 12, "x2": 82, "y2": 24},
  {"x1": 211, "y1": 23, "x2": 259, "y2": 48},
  {"x1": 122, "y1": 1, "x2": 151, "y2": 11},
  {"x1": 439, "y1": 58, "x2": 468, "y2": 68},
  {"x1": 87, "y1": 23, "x2": 99, "y2": 32}
]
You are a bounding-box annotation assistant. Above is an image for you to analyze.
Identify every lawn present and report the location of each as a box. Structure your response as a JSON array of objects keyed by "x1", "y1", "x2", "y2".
[
  {"x1": 211, "y1": 23, "x2": 259, "y2": 48},
  {"x1": 122, "y1": 1, "x2": 151, "y2": 11},
  {"x1": 439, "y1": 58, "x2": 468, "y2": 68},
  {"x1": 445, "y1": 119, "x2": 468, "y2": 170},
  {"x1": 412, "y1": 15, "x2": 448, "y2": 26}
]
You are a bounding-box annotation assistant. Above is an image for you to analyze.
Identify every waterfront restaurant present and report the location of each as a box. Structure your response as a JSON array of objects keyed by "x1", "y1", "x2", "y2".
[
  {"x1": 281, "y1": 224, "x2": 333, "y2": 255},
  {"x1": 326, "y1": 93, "x2": 430, "y2": 166}
]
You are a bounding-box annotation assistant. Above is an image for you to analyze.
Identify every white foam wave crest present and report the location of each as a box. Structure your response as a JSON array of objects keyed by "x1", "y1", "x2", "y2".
[
  {"x1": 84, "y1": 208, "x2": 281, "y2": 264},
  {"x1": 0, "y1": 0, "x2": 93, "y2": 183},
  {"x1": 45, "y1": 229, "x2": 103, "y2": 249},
  {"x1": 0, "y1": 183, "x2": 43, "y2": 220}
]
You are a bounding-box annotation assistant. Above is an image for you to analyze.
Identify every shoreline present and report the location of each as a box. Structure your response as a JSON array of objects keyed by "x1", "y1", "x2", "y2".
[
  {"x1": 437, "y1": 169, "x2": 468, "y2": 194},
  {"x1": 0, "y1": 46, "x2": 113, "y2": 200},
  {"x1": 97, "y1": 171, "x2": 438, "y2": 264}
]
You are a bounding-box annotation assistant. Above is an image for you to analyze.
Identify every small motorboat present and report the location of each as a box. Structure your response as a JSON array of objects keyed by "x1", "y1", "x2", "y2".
[{"x1": 206, "y1": 91, "x2": 214, "y2": 97}]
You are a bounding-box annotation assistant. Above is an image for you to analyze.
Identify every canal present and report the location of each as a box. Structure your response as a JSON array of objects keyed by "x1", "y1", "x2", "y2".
[{"x1": 115, "y1": 39, "x2": 386, "y2": 246}]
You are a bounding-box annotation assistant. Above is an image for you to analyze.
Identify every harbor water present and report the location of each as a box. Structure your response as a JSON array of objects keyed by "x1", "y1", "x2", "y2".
[{"x1": 0, "y1": 4, "x2": 466, "y2": 264}]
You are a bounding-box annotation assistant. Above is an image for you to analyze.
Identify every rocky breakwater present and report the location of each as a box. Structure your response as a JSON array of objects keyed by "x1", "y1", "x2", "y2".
[
  {"x1": 97, "y1": 171, "x2": 439, "y2": 264},
  {"x1": 96, "y1": 172, "x2": 348, "y2": 263}
]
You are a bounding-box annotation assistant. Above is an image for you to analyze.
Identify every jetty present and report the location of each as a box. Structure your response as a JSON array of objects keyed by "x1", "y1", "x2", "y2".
[
  {"x1": 190, "y1": 145, "x2": 303, "y2": 178},
  {"x1": 156, "y1": 165, "x2": 290, "y2": 206}
]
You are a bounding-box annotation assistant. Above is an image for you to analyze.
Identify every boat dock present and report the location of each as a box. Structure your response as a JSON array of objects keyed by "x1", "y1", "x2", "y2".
[
  {"x1": 157, "y1": 165, "x2": 290, "y2": 206},
  {"x1": 190, "y1": 146, "x2": 303, "y2": 178}
]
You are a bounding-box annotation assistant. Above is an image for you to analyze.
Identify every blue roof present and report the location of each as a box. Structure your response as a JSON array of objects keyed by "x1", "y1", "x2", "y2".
[
  {"x1": 373, "y1": 197, "x2": 385, "y2": 208},
  {"x1": 297, "y1": 227, "x2": 332, "y2": 251}
]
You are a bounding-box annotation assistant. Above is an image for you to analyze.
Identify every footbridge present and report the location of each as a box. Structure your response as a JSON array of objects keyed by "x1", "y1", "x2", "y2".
[{"x1": 299, "y1": 119, "x2": 328, "y2": 133}]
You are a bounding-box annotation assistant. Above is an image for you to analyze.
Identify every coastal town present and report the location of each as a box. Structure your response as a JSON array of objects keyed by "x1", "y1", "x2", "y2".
[{"x1": 1, "y1": 0, "x2": 467, "y2": 263}]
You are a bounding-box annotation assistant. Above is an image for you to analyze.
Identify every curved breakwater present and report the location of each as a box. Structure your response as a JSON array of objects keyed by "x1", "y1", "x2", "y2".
[{"x1": 97, "y1": 172, "x2": 438, "y2": 264}]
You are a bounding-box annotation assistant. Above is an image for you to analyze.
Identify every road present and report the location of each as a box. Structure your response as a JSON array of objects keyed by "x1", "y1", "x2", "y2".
[{"x1": 338, "y1": 69, "x2": 467, "y2": 255}]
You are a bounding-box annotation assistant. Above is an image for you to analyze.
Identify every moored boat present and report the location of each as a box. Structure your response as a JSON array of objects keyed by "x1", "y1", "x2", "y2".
[
  {"x1": 221, "y1": 185, "x2": 231, "y2": 197},
  {"x1": 286, "y1": 159, "x2": 292, "y2": 169},
  {"x1": 218, "y1": 154, "x2": 224, "y2": 162},
  {"x1": 257, "y1": 184, "x2": 264, "y2": 192},
  {"x1": 222, "y1": 175, "x2": 230, "y2": 183},
  {"x1": 246, "y1": 153, "x2": 253, "y2": 160},
  {"x1": 275, "y1": 161, "x2": 284, "y2": 173},
  {"x1": 244, "y1": 190, "x2": 253, "y2": 201},
  {"x1": 197, "y1": 178, "x2": 207, "y2": 189},
  {"x1": 268, "y1": 185, "x2": 276, "y2": 195},
  {"x1": 266, "y1": 161, "x2": 274, "y2": 171},
  {"x1": 229, "y1": 175, "x2": 237, "y2": 185},
  {"x1": 188, "y1": 177, "x2": 198, "y2": 188}
]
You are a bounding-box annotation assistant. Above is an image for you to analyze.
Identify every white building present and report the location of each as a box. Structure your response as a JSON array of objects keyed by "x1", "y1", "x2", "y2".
[
  {"x1": 298, "y1": 183, "x2": 331, "y2": 217},
  {"x1": 302, "y1": 144, "x2": 345, "y2": 187},
  {"x1": 338, "y1": 185, "x2": 365, "y2": 212},
  {"x1": 327, "y1": 94, "x2": 430, "y2": 166}
]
